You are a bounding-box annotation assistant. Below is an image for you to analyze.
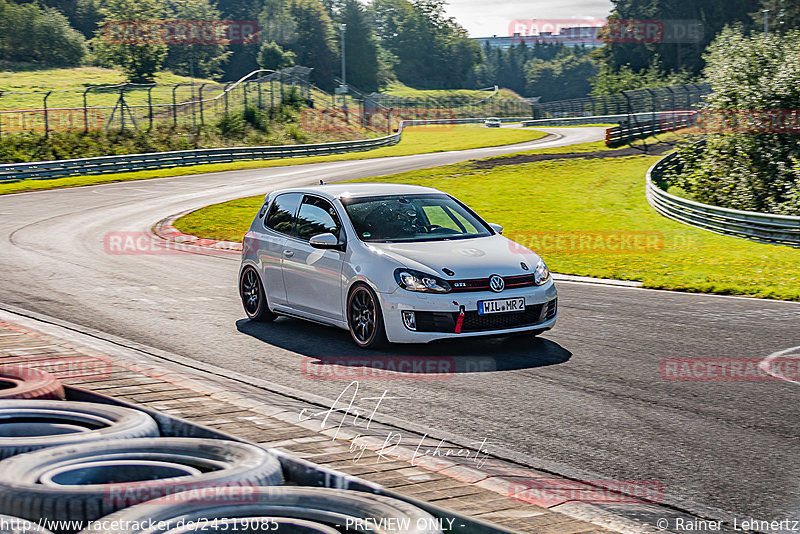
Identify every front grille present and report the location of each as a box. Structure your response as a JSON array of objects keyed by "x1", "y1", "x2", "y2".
[
  {"x1": 414, "y1": 304, "x2": 546, "y2": 333},
  {"x1": 450, "y1": 274, "x2": 536, "y2": 293}
]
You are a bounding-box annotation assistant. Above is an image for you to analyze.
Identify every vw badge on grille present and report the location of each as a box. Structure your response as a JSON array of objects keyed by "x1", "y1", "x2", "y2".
[{"x1": 489, "y1": 275, "x2": 504, "y2": 292}]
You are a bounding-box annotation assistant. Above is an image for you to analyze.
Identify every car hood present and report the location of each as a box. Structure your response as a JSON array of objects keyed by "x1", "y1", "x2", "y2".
[{"x1": 365, "y1": 235, "x2": 542, "y2": 279}]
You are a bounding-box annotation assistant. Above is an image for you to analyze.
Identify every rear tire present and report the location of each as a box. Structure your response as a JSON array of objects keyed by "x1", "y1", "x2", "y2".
[
  {"x1": 239, "y1": 267, "x2": 276, "y2": 322},
  {"x1": 346, "y1": 284, "x2": 387, "y2": 350}
]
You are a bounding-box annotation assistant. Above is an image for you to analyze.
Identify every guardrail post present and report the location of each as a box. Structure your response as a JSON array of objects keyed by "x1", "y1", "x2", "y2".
[{"x1": 43, "y1": 91, "x2": 52, "y2": 139}]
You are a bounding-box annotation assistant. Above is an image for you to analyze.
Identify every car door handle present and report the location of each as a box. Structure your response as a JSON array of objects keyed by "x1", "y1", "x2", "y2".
[{"x1": 283, "y1": 250, "x2": 294, "y2": 257}]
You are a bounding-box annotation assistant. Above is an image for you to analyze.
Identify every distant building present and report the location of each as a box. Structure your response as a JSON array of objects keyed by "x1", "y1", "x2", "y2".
[{"x1": 474, "y1": 27, "x2": 604, "y2": 49}]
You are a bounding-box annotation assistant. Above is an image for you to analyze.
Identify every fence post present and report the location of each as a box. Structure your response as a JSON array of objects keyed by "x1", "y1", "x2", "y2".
[
  {"x1": 224, "y1": 84, "x2": 230, "y2": 115},
  {"x1": 119, "y1": 87, "x2": 125, "y2": 132},
  {"x1": 198, "y1": 83, "x2": 206, "y2": 125},
  {"x1": 82, "y1": 87, "x2": 92, "y2": 133},
  {"x1": 243, "y1": 82, "x2": 248, "y2": 109},
  {"x1": 172, "y1": 84, "x2": 181, "y2": 126},
  {"x1": 258, "y1": 80, "x2": 263, "y2": 110},
  {"x1": 0, "y1": 91, "x2": 4, "y2": 141},
  {"x1": 43, "y1": 91, "x2": 52, "y2": 139},
  {"x1": 147, "y1": 85, "x2": 154, "y2": 131}
]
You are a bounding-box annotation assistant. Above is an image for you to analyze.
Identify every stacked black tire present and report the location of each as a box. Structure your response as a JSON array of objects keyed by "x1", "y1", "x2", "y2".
[{"x1": 0, "y1": 367, "x2": 444, "y2": 534}]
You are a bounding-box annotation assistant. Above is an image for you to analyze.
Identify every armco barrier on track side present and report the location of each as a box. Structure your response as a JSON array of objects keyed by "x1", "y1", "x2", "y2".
[
  {"x1": 0, "y1": 115, "x2": 586, "y2": 184},
  {"x1": 0, "y1": 135, "x2": 401, "y2": 184},
  {"x1": 645, "y1": 151, "x2": 800, "y2": 246}
]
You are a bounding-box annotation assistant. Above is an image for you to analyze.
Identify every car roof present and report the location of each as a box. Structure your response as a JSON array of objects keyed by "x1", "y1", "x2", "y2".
[{"x1": 267, "y1": 183, "x2": 444, "y2": 201}]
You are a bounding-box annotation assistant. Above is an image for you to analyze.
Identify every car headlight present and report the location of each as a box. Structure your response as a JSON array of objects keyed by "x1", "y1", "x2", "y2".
[
  {"x1": 394, "y1": 268, "x2": 452, "y2": 293},
  {"x1": 534, "y1": 259, "x2": 550, "y2": 285}
]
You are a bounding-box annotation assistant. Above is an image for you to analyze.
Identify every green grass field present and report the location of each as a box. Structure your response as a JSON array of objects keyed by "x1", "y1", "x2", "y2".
[
  {"x1": 381, "y1": 82, "x2": 523, "y2": 101},
  {"x1": 0, "y1": 125, "x2": 548, "y2": 195},
  {"x1": 0, "y1": 67, "x2": 219, "y2": 111},
  {"x1": 175, "y1": 137, "x2": 800, "y2": 301}
]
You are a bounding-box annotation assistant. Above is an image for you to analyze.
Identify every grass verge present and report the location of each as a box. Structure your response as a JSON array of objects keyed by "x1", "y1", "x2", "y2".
[
  {"x1": 175, "y1": 136, "x2": 800, "y2": 301},
  {"x1": 0, "y1": 67, "x2": 218, "y2": 110},
  {"x1": 0, "y1": 126, "x2": 548, "y2": 195}
]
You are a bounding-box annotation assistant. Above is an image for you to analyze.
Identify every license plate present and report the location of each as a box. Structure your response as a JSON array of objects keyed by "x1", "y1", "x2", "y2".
[{"x1": 478, "y1": 297, "x2": 525, "y2": 315}]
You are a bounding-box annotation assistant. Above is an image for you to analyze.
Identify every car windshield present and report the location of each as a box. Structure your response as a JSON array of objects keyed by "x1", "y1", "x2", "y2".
[{"x1": 341, "y1": 193, "x2": 492, "y2": 243}]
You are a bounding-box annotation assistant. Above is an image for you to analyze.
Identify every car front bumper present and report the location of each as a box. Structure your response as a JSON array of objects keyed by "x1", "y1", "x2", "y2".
[{"x1": 377, "y1": 281, "x2": 558, "y2": 343}]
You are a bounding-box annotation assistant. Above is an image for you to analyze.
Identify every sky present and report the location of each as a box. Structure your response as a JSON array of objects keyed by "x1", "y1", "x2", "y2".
[{"x1": 442, "y1": 0, "x2": 615, "y2": 37}]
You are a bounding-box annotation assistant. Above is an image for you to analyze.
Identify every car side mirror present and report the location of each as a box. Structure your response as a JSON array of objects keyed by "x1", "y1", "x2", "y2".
[
  {"x1": 309, "y1": 232, "x2": 343, "y2": 250},
  {"x1": 488, "y1": 223, "x2": 503, "y2": 235}
]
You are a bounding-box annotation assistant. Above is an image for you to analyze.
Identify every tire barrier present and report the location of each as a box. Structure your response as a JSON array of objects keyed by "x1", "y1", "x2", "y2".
[
  {"x1": 0, "y1": 366, "x2": 64, "y2": 401},
  {"x1": 0, "y1": 438, "x2": 283, "y2": 529},
  {"x1": 79, "y1": 487, "x2": 443, "y2": 534},
  {"x1": 0, "y1": 401, "x2": 159, "y2": 459}
]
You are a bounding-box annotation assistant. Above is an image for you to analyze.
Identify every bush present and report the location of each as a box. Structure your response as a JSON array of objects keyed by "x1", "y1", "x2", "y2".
[{"x1": 0, "y1": 0, "x2": 86, "y2": 66}]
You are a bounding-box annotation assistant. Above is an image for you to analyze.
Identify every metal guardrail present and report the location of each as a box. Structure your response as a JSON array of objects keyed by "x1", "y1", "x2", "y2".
[
  {"x1": 605, "y1": 111, "x2": 697, "y2": 146},
  {"x1": 0, "y1": 134, "x2": 401, "y2": 183},
  {"x1": 0, "y1": 114, "x2": 611, "y2": 183},
  {"x1": 646, "y1": 151, "x2": 800, "y2": 246}
]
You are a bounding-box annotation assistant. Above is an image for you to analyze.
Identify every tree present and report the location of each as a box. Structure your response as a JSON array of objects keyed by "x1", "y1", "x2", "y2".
[
  {"x1": 217, "y1": 0, "x2": 266, "y2": 79},
  {"x1": 0, "y1": 0, "x2": 86, "y2": 66},
  {"x1": 370, "y1": 0, "x2": 480, "y2": 88},
  {"x1": 524, "y1": 51, "x2": 597, "y2": 101},
  {"x1": 90, "y1": 0, "x2": 167, "y2": 82},
  {"x1": 162, "y1": 0, "x2": 231, "y2": 78},
  {"x1": 754, "y1": 0, "x2": 800, "y2": 33},
  {"x1": 671, "y1": 27, "x2": 800, "y2": 215},
  {"x1": 338, "y1": 0, "x2": 379, "y2": 92},
  {"x1": 257, "y1": 40, "x2": 295, "y2": 69},
  {"x1": 286, "y1": 0, "x2": 338, "y2": 90},
  {"x1": 594, "y1": 0, "x2": 755, "y2": 83}
]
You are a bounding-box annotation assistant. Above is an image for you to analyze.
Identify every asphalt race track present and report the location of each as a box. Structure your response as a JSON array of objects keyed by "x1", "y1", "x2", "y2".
[{"x1": 1, "y1": 127, "x2": 798, "y2": 523}]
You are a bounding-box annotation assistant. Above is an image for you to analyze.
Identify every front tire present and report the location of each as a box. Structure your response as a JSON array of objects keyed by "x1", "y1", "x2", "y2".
[
  {"x1": 239, "y1": 267, "x2": 275, "y2": 322},
  {"x1": 347, "y1": 284, "x2": 387, "y2": 349}
]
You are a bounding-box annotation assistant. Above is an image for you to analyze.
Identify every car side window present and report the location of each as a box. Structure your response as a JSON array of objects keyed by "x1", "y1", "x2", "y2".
[
  {"x1": 265, "y1": 193, "x2": 302, "y2": 235},
  {"x1": 295, "y1": 196, "x2": 341, "y2": 241}
]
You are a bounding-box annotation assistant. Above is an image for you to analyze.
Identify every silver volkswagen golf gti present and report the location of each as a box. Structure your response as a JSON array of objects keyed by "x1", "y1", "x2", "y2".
[{"x1": 239, "y1": 183, "x2": 557, "y2": 348}]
